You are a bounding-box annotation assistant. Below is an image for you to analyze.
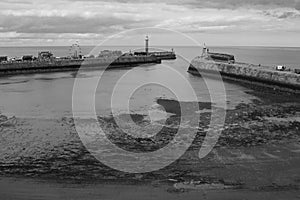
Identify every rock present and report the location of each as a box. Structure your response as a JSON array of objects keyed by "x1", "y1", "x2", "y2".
[
  {"x1": 0, "y1": 116, "x2": 17, "y2": 126},
  {"x1": 0, "y1": 115, "x2": 8, "y2": 122},
  {"x1": 174, "y1": 181, "x2": 231, "y2": 190}
]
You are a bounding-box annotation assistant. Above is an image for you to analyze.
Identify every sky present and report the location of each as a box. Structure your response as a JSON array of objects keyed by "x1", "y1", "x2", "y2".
[{"x1": 0, "y1": 0, "x2": 300, "y2": 46}]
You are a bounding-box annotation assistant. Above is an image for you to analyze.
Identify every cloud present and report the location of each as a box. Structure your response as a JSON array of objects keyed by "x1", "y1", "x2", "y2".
[
  {"x1": 0, "y1": 0, "x2": 300, "y2": 46},
  {"x1": 0, "y1": 15, "x2": 153, "y2": 34},
  {"x1": 185, "y1": 0, "x2": 300, "y2": 10},
  {"x1": 295, "y1": 0, "x2": 300, "y2": 10},
  {"x1": 277, "y1": 11, "x2": 300, "y2": 19},
  {"x1": 68, "y1": 0, "x2": 300, "y2": 10},
  {"x1": 1, "y1": 0, "x2": 32, "y2": 4},
  {"x1": 262, "y1": 9, "x2": 300, "y2": 19}
]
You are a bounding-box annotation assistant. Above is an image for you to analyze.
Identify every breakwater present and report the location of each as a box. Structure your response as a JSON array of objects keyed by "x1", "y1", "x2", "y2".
[
  {"x1": 0, "y1": 55, "x2": 161, "y2": 76},
  {"x1": 189, "y1": 57, "x2": 300, "y2": 91},
  {"x1": 133, "y1": 51, "x2": 176, "y2": 60}
]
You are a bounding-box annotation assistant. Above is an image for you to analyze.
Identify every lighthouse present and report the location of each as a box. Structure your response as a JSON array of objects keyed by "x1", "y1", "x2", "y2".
[
  {"x1": 202, "y1": 43, "x2": 208, "y2": 57},
  {"x1": 145, "y1": 35, "x2": 149, "y2": 54}
]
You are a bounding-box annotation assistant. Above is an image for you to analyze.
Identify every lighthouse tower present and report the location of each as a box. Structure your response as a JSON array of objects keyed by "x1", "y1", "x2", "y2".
[
  {"x1": 202, "y1": 43, "x2": 208, "y2": 57},
  {"x1": 145, "y1": 35, "x2": 149, "y2": 54}
]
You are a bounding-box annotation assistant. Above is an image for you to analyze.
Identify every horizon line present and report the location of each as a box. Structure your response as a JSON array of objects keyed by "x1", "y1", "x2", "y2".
[{"x1": 0, "y1": 45, "x2": 300, "y2": 48}]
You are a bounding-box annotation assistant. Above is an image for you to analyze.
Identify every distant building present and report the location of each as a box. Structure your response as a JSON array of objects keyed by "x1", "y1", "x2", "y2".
[
  {"x1": 10, "y1": 57, "x2": 22, "y2": 62},
  {"x1": 22, "y1": 55, "x2": 34, "y2": 61},
  {"x1": 38, "y1": 51, "x2": 54, "y2": 61},
  {"x1": 83, "y1": 55, "x2": 95, "y2": 59},
  {"x1": 276, "y1": 65, "x2": 286, "y2": 71},
  {"x1": 0, "y1": 56, "x2": 8, "y2": 62},
  {"x1": 69, "y1": 43, "x2": 82, "y2": 59}
]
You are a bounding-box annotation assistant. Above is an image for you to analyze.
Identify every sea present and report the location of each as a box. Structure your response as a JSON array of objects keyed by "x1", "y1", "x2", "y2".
[{"x1": 0, "y1": 46, "x2": 299, "y2": 119}]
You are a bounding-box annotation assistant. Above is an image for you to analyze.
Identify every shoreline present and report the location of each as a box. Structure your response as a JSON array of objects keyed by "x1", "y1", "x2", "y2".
[
  {"x1": 1, "y1": 89, "x2": 299, "y2": 188},
  {"x1": 0, "y1": 176, "x2": 299, "y2": 200},
  {"x1": 0, "y1": 71, "x2": 299, "y2": 199}
]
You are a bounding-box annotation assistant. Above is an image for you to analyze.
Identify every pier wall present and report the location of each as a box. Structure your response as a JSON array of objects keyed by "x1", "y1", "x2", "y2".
[
  {"x1": 189, "y1": 57, "x2": 300, "y2": 90},
  {"x1": 0, "y1": 56, "x2": 160, "y2": 75}
]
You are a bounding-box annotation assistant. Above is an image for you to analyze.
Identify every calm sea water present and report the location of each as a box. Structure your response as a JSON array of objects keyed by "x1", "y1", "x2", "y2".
[{"x1": 0, "y1": 46, "x2": 299, "y2": 118}]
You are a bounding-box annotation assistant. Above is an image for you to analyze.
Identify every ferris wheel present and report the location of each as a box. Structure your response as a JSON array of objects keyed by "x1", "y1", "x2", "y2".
[{"x1": 69, "y1": 41, "x2": 82, "y2": 59}]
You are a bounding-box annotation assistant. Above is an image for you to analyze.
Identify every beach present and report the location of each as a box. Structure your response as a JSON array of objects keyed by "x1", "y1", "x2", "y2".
[
  {"x1": 0, "y1": 47, "x2": 299, "y2": 199},
  {"x1": 0, "y1": 82, "x2": 299, "y2": 199}
]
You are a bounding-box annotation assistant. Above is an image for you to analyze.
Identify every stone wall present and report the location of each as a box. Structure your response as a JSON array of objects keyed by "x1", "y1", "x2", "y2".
[
  {"x1": 189, "y1": 57, "x2": 300, "y2": 90},
  {"x1": 0, "y1": 56, "x2": 160, "y2": 76}
]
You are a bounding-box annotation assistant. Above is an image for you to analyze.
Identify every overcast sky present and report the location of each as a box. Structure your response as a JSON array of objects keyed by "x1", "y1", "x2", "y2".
[{"x1": 0, "y1": 0, "x2": 300, "y2": 46}]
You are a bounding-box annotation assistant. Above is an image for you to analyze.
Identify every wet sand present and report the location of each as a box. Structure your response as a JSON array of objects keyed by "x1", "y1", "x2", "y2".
[
  {"x1": 1, "y1": 177, "x2": 300, "y2": 200},
  {"x1": 0, "y1": 81, "x2": 300, "y2": 199}
]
